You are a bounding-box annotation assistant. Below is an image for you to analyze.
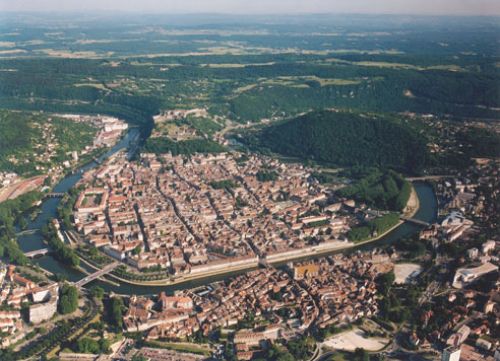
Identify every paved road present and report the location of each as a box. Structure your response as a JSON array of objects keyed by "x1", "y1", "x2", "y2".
[{"x1": 74, "y1": 261, "x2": 120, "y2": 287}]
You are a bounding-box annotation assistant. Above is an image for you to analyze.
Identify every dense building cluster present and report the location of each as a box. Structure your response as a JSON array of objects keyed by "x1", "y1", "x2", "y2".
[
  {"x1": 73, "y1": 152, "x2": 364, "y2": 276},
  {"x1": 414, "y1": 158, "x2": 500, "y2": 360},
  {"x1": 121, "y1": 249, "x2": 394, "y2": 360},
  {"x1": 0, "y1": 262, "x2": 59, "y2": 347},
  {"x1": 419, "y1": 160, "x2": 500, "y2": 289}
]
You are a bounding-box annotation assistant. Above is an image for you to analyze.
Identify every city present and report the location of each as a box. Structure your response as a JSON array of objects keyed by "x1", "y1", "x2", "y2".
[{"x1": 0, "y1": 2, "x2": 499, "y2": 361}]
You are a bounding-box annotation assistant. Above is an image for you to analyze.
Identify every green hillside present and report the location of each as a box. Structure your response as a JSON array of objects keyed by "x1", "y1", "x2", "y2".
[
  {"x1": 0, "y1": 110, "x2": 97, "y2": 176},
  {"x1": 248, "y1": 110, "x2": 429, "y2": 173}
]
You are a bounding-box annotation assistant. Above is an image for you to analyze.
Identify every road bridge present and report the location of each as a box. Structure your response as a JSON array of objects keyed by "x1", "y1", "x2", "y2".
[{"x1": 74, "y1": 261, "x2": 120, "y2": 288}]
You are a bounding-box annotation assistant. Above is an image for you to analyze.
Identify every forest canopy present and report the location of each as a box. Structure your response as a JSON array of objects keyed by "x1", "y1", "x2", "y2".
[
  {"x1": 338, "y1": 169, "x2": 412, "y2": 212},
  {"x1": 144, "y1": 137, "x2": 227, "y2": 155},
  {"x1": 241, "y1": 110, "x2": 429, "y2": 173}
]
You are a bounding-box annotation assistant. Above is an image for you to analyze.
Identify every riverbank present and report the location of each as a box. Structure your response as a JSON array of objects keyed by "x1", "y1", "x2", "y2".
[
  {"x1": 107, "y1": 262, "x2": 260, "y2": 287},
  {"x1": 93, "y1": 183, "x2": 422, "y2": 288},
  {"x1": 0, "y1": 175, "x2": 45, "y2": 203},
  {"x1": 353, "y1": 183, "x2": 419, "y2": 247},
  {"x1": 265, "y1": 185, "x2": 420, "y2": 266}
]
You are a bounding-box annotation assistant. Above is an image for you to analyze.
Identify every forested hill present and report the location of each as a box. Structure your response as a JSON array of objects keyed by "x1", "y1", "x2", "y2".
[{"x1": 251, "y1": 111, "x2": 429, "y2": 173}]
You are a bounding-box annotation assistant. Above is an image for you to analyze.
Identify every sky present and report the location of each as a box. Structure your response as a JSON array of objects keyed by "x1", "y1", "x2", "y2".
[{"x1": 1, "y1": 0, "x2": 500, "y2": 16}]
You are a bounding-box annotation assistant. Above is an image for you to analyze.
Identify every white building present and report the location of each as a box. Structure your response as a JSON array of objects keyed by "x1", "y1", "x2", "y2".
[
  {"x1": 452, "y1": 262, "x2": 499, "y2": 288},
  {"x1": 442, "y1": 346, "x2": 461, "y2": 361},
  {"x1": 29, "y1": 294, "x2": 58, "y2": 324},
  {"x1": 446, "y1": 325, "x2": 470, "y2": 347},
  {"x1": 467, "y1": 248, "x2": 479, "y2": 260},
  {"x1": 482, "y1": 240, "x2": 496, "y2": 254}
]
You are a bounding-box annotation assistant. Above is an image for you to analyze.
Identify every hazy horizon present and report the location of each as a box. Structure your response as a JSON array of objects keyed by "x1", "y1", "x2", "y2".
[{"x1": 2, "y1": 0, "x2": 500, "y2": 16}]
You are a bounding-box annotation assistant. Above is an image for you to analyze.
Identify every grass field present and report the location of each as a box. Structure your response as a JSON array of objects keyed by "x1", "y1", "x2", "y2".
[{"x1": 145, "y1": 340, "x2": 211, "y2": 356}]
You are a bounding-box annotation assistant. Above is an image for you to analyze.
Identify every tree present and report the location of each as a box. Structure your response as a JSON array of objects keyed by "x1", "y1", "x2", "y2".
[
  {"x1": 18, "y1": 217, "x2": 28, "y2": 230},
  {"x1": 43, "y1": 221, "x2": 80, "y2": 267},
  {"x1": 353, "y1": 348, "x2": 370, "y2": 361},
  {"x1": 256, "y1": 170, "x2": 279, "y2": 182},
  {"x1": 0, "y1": 349, "x2": 15, "y2": 361},
  {"x1": 132, "y1": 245, "x2": 142, "y2": 255},
  {"x1": 58, "y1": 284, "x2": 78, "y2": 314},
  {"x1": 99, "y1": 338, "x2": 111, "y2": 354},
  {"x1": 76, "y1": 337, "x2": 100, "y2": 354},
  {"x1": 90, "y1": 286, "x2": 104, "y2": 300},
  {"x1": 287, "y1": 337, "x2": 315, "y2": 360},
  {"x1": 88, "y1": 246, "x2": 99, "y2": 257},
  {"x1": 376, "y1": 271, "x2": 395, "y2": 296},
  {"x1": 268, "y1": 344, "x2": 295, "y2": 361},
  {"x1": 339, "y1": 169, "x2": 411, "y2": 212},
  {"x1": 107, "y1": 297, "x2": 125, "y2": 330},
  {"x1": 54, "y1": 273, "x2": 68, "y2": 282}
]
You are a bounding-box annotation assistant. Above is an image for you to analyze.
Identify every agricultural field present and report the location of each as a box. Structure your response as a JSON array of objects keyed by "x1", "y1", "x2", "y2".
[{"x1": 0, "y1": 14, "x2": 498, "y2": 130}]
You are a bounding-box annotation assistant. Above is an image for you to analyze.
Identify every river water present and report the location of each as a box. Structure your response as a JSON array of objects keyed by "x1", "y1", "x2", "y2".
[{"x1": 17, "y1": 129, "x2": 438, "y2": 296}]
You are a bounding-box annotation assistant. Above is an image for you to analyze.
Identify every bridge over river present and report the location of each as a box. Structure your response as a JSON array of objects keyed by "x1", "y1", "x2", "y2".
[
  {"x1": 24, "y1": 248, "x2": 50, "y2": 258},
  {"x1": 74, "y1": 262, "x2": 120, "y2": 288},
  {"x1": 400, "y1": 216, "x2": 431, "y2": 227}
]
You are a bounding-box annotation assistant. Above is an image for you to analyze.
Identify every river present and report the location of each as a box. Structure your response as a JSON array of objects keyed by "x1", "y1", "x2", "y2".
[{"x1": 17, "y1": 129, "x2": 438, "y2": 296}]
